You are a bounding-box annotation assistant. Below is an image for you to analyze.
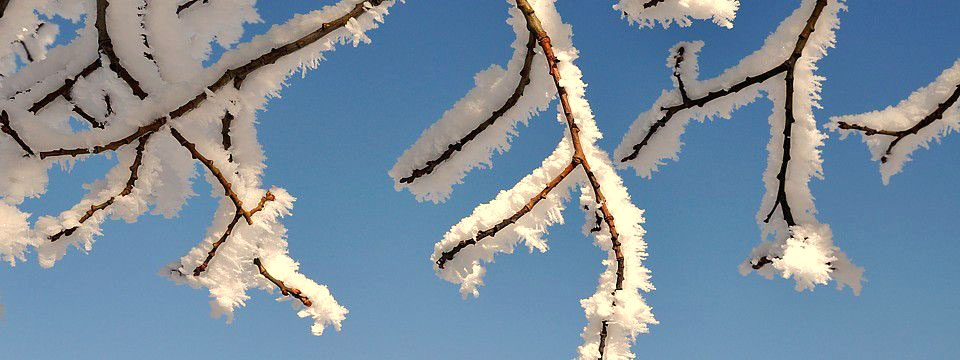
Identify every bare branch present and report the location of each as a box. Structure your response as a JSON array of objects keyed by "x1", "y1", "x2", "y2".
[
  {"x1": 220, "y1": 111, "x2": 234, "y2": 150},
  {"x1": 0, "y1": 0, "x2": 10, "y2": 18}
]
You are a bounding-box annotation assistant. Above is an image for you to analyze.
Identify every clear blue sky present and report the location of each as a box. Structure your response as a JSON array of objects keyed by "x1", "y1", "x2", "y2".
[{"x1": 2, "y1": 1, "x2": 959, "y2": 358}]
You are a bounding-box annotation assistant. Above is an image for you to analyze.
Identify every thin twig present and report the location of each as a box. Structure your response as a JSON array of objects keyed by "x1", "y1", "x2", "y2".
[
  {"x1": 253, "y1": 258, "x2": 312, "y2": 307},
  {"x1": 400, "y1": 31, "x2": 538, "y2": 184},
  {"x1": 836, "y1": 84, "x2": 960, "y2": 163}
]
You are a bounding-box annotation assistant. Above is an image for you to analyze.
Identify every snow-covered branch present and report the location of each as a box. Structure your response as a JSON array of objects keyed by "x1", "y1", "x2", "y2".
[
  {"x1": 394, "y1": 0, "x2": 669, "y2": 358},
  {"x1": 829, "y1": 60, "x2": 960, "y2": 183},
  {"x1": 1, "y1": 0, "x2": 396, "y2": 336},
  {"x1": 616, "y1": 0, "x2": 863, "y2": 294}
]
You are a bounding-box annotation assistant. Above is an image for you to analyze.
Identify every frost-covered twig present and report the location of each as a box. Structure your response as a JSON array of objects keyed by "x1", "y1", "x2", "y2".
[
  {"x1": 616, "y1": 0, "x2": 863, "y2": 294},
  {"x1": 829, "y1": 61, "x2": 960, "y2": 182}
]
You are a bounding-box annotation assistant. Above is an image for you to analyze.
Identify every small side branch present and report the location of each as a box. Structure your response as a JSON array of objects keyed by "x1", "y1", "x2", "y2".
[
  {"x1": 49, "y1": 134, "x2": 151, "y2": 241},
  {"x1": 399, "y1": 31, "x2": 538, "y2": 184},
  {"x1": 253, "y1": 258, "x2": 312, "y2": 307},
  {"x1": 836, "y1": 84, "x2": 960, "y2": 163}
]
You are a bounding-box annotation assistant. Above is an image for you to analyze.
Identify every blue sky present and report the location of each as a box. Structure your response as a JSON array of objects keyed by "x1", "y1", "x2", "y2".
[{"x1": 2, "y1": 1, "x2": 959, "y2": 358}]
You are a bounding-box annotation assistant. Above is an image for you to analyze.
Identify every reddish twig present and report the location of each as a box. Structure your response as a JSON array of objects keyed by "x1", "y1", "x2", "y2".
[
  {"x1": 29, "y1": 60, "x2": 101, "y2": 113},
  {"x1": 253, "y1": 258, "x2": 312, "y2": 307}
]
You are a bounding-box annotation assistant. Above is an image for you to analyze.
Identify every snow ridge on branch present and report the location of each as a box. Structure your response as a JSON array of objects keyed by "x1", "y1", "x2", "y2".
[
  {"x1": 0, "y1": 0, "x2": 396, "y2": 336},
  {"x1": 614, "y1": 0, "x2": 740, "y2": 29},
  {"x1": 615, "y1": 0, "x2": 864, "y2": 294}
]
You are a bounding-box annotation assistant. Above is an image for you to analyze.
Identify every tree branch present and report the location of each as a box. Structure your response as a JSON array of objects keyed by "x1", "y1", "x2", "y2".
[
  {"x1": 221, "y1": 111, "x2": 234, "y2": 150},
  {"x1": 97, "y1": 0, "x2": 148, "y2": 99},
  {"x1": 762, "y1": 0, "x2": 828, "y2": 227},
  {"x1": 193, "y1": 191, "x2": 275, "y2": 276},
  {"x1": 399, "y1": 31, "x2": 538, "y2": 184},
  {"x1": 0, "y1": 110, "x2": 35, "y2": 156},
  {"x1": 835, "y1": 84, "x2": 960, "y2": 163},
  {"x1": 618, "y1": 0, "x2": 831, "y2": 234},
  {"x1": 29, "y1": 59, "x2": 102, "y2": 114},
  {"x1": 49, "y1": 134, "x2": 151, "y2": 241},
  {"x1": 169, "y1": 127, "x2": 252, "y2": 224},
  {"x1": 253, "y1": 258, "x2": 312, "y2": 307},
  {"x1": 0, "y1": 0, "x2": 10, "y2": 18},
  {"x1": 176, "y1": 0, "x2": 208, "y2": 15},
  {"x1": 36, "y1": 0, "x2": 384, "y2": 160},
  {"x1": 435, "y1": 161, "x2": 579, "y2": 269}
]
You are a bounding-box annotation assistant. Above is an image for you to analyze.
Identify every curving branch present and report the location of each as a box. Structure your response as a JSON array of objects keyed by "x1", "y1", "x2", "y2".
[
  {"x1": 48, "y1": 134, "x2": 151, "y2": 241},
  {"x1": 835, "y1": 84, "x2": 960, "y2": 163},
  {"x1": 621, "y1": 0, "x2": 831, "y2": 231},
  {"x1": 399, "y1": 32, "x2": 538, "y2": 184}
]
